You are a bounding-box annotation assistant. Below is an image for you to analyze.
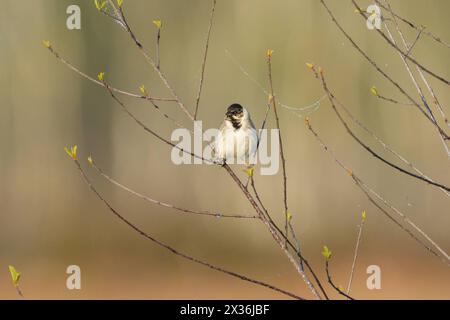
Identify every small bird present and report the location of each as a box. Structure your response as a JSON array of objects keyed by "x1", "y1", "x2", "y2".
[{"x1": 216, "y1": 103, "x2": 258, "y2": 165}]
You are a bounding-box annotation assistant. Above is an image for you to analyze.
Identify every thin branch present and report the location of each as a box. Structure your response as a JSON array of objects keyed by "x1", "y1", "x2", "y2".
[
  {"x1": 90, "y1": 160, "x2": 257, "y2": 219},
  {"x1": 114, "y1": 5, "x2": 195, "y2": 120},
  {"x1": 381, "y1": 0, "x2": 450, "y2": 158},
  {"x1": 347, "y1": 213, "x2": 366, "y2": 295},
  {"x1": 325, "y1": 260, "x2": 355, "y2": 300},
  {"x1": 375, "y1": 93, "x2": 414, "y2": 106},
  {"x1": 352, "y1": 0, "x2": 450, "y2": 87},
  {"x1": 225, "y1": 49, "x2": 324, "y2": 118},
  {"x1": 194, "y1": 0, "x2": 217, "y2": 120},
  {"x1": 156, "y1": 26, "x2": 161, "y2": 70},
  {"x1": 101, "y1": 79, "x2": 218, "y2": 165},
  {"x1": 222, "y1": 164, "x2": 322, "y2": 299},
  {"x1": 45, "y1": 46, "x2": 175, "y2": 102},
  {"x1": 267, "y1": 53, "x2": 289, "y2": 248},
  {"x1": 99, "y1": 75, "x2": 324, "y2": 298},
  {"x1": 333, "y1": 96, "x2": 450, "y2": 198},
  {"x1": 71, "y1": 158, "x2": 304, "y2": 300},
  {"x1": 288, "y1": 219, "x2": 305, "y2": 271},
  {"x1": 91, "y1": 2, "x2": 328, "y2": 299},
  {"x1": 305, "y1": 119, "x2": 449, "y2": 264},
  {"x1": 374, "y1": 0, "x2": 450, "y2": 49},
  {"x1": 312, "y1": 67, "x2": 450, "y2": 193},
  {"x1": 249, "y1": 176, "x2": 329, "y2": 299},
  {"x1": 320, "y1": 0, "x2": 449, "y2": 140}
]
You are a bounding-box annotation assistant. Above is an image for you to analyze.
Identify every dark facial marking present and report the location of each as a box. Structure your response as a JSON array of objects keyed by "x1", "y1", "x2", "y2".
[{"x1": 225, "y1": 103, "x2": 244, "y2": 129}]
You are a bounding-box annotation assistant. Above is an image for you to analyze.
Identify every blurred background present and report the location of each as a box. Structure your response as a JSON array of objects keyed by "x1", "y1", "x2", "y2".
[{"x1": 0, "y1": 0, "x2": 449, "y2": 299}]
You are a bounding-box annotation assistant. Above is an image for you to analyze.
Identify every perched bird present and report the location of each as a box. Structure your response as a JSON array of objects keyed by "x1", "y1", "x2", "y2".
[{"x1": 216, "y1": 103, "x2": 258, "y2": 165}]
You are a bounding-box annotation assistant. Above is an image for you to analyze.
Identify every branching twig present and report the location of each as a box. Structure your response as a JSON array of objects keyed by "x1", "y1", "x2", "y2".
[
  {"x1": 333, "y1": 96, "x2": 450, "y2": 198},
  {"x1": 99, "y1": 66, "x2": 324, "y2": 299},
  {"x1": 320, "y1": 0, "x2": 449, "y2": 140},
  {"x1": 352, "y1": 0, "x2": 450, "y2": 87},
  {"x1": 54, "y1": 1, "x2": 332, "y2": 300},
  {"x1": 90, "y1": 160, "x2": 258, "y2": 219},
  {"x1": 380, "y1": 0, "x2": 450, "y2": 158},
  {"x1": 71, "y1": 158, "x2": 304, "y2": 300},
  {"x1": 45, "y1": 45, "x2": 175, "y2": 102},
  {"x1": 116, "y1": 5, "x2": 195, "y2": 120},
  {"x1": 312, "y1": 67, "x2": 450, "y2": 193},
  {"x1": 374, "y1": 0, "x2": 450, "y2": 49},
  {"x1": 305, "y1": 119, "x2": 449, "y2": 264},
  {"x1": 101, "y1": 79, "x2": 217, "y2": 164},
  {"x1": 325, "y1": 260, "x2": 355, "y2": 300}
]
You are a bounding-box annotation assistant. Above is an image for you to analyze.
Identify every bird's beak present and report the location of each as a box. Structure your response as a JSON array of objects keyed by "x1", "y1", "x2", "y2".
[{"x1": 225, "y1": 111, "x2": 233, "y2": 120}]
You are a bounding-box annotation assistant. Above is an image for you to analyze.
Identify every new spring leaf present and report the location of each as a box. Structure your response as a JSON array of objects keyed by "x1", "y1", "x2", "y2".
[
  {"x1": 8, "y1": 265, "x2": 21, "y2": 287},
  {"x1": 153, "y1": 20, "x2": 162, "y2": 29},
  {"x1": 94, "y1": 0, "x2": 107, "y2": 11},
  {"x1": 370, "y1": 86, "x2": 378, "y2": 96},
  {"x1": 64, "y1": 145, "x2": 78, "y2": 160},
  {"x1": 322, "y1": 245, "x2": 332, "y2": 261},
  {"x1": 98, "y1": 72, "x2": 105, "y2": 82}
]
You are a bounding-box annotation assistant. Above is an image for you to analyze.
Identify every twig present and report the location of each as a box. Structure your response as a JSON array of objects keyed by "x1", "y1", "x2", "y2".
[
  {"x1": 375, "y1": 94, "x2": 414, "y2": 106},
  {"x1": 313, "y1": 68, "x2": 450, "y2": 193},
  {"x1": 156, "y1": 25, "x2": 161, "y2": 70},
  {"x1": 45, "y1": 46, "x2": 175, "y2": 102},
  {"x1": 305, "y1": 119, "x2": 449, "y2": 264},
  {"x1": 267, "y1": 53, "x2": 289, "y2": 248},
  {"x1": 352, "y1": 0, "x2": 450, "y2": 87},
  {"x1": 86, "y1": 2, "x2": 328, "y2": 299},
  {"x1": 320, "y1": 0, "x2": 449, "y2": 140},
  {"x1": 71, "y1": 158, "x2": 304, "y2": 300},
  {"x1": 381, "y1": 0, "x2": 450, "y2": 158},
  {"x1": 222, "y1": 164, "x2": 323, "y2": 299},
  {"x1": 374, "y1": 0, "x2": 450, "y2": 48},
  {"x1": 288, "y1": 220, "x2": 304, "y2": 271},
  {"x1": 44, "y1": 46, "x2": 188, "y2": 132},
  {"x1": 333, "y1": 96, "x2": 450, "y2": 198},
  {"x1": 347, "y1": 212, "x2": 366, "y2": 295},
  {"x1": 405, "y1": 27, "x2": 423, "y2": 57},
  {"x1": 224, "y1": 49, "x2": 323, "y2": 116},
  {"x1": 115, "y1": 5, "x2": 195, "y2": 120},
  {"x1": 90, "y1": 160, "x2": 258, "y2": 219},
  {"x1": 325, "y1": 260, "x2": 355, "y2": 300},
  {"x1": 100, "y1": 75, "x2": 323, "y2": 298},
  {"x1": 101, "y1": 79, "x2": 217, "y2": 165},
  {"x1": 249, "y1": 176, "x2": 328, "y2": 299},
  {"x1": 194, "y1": 0, "x2": 217, "y2": 120}
]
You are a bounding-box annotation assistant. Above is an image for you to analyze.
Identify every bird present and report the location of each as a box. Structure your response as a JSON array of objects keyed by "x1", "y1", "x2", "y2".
[{"x1": 216, "y1": 103, "x2": 258, "y2": 166}]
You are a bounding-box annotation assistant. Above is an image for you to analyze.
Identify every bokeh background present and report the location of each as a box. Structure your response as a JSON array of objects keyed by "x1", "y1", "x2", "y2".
[{"x1": 0, "y1": 0, "x2": 449, "y2": 299}]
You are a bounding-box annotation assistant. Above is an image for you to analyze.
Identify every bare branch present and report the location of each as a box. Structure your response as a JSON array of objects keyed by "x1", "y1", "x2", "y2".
[
  {"x1": 71, "y1": 158, "x2": 304, "y2": 300},
  {"x1": 267, "y1": 53, "x2": 290, "y2": 248},
  {"x1": 347, "y1": 212, "x2": 366, "y2": 295},
  {"x1": 352, "y1": 0, "x2": 450, "y2": 86},
  {"x1": 311, "y1": 67, "x2": 450, "y2": 193},
  {"x1": 333, "y1": 96, "x2": 450, "y2": 198},
  {"x1": 194, "y1": 0, "x2": 217, "y2": 119},
  {"x1": 320, "y1": 0, "x2": 449, "y2": 140},
  {"x1": 375, "y1": 0, "x2": 450, "y2": 48},
  {"x1": 325, "y1": 260, "x2": 355, "y2": 300},
  {"x1": 90, "y1": 160, "x2": 258, "y2": 219},
  {"x1": 305, "y1": 119, "x2": 450, "y2": 264},
  {"x1": 45, "y1": 46, "x2": 175, "y2": 102}
]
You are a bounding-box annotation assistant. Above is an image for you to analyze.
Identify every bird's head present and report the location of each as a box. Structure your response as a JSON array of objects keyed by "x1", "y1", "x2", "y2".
[{"x1": 225, "y1": 103, "x2": 248, "y2": 122}]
